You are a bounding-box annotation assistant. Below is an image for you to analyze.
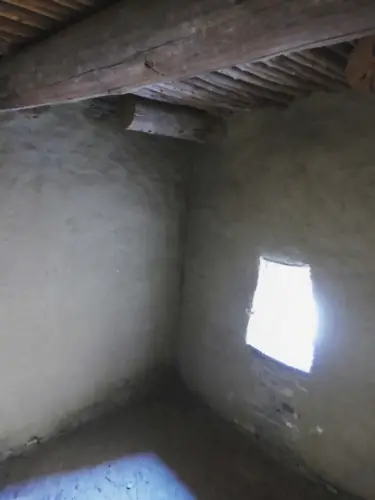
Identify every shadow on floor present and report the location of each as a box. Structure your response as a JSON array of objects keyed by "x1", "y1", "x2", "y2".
[{"x1": 0, "y1": 389, "x2": 358, "y2": 500}]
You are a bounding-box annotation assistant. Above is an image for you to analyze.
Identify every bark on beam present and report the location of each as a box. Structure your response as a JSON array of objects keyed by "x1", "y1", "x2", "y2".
[
  {"x1": 0, "y1": 0, "x2": 374, "y2": 110},
  {"x1": 119, "y1": 96, "x2": 222, "y2": 142},
  {"x1": 87, "y1": 95, "x2": 222, "y2": 142}
]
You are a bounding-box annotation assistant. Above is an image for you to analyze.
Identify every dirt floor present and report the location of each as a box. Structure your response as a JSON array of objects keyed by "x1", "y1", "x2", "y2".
[{"x1": 0, "y1": 394, "x2": 358, "y2": 499}]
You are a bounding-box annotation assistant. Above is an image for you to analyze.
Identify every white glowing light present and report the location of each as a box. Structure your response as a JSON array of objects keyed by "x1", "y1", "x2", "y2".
[{"x1": 246, "y1": 257, "x2": 317, "y2": 372}]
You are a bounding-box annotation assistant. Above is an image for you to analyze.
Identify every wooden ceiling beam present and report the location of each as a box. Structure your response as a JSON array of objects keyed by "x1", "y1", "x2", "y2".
[
  {"x1": 0, "y1": 0, "x2": 374, "y2": 110},
  {"x1": 86, "y1": 95, "x2": 222, "y2": 142},
  {"x1": 120, "y1": 96, "x2": 221, "y2": 142}
]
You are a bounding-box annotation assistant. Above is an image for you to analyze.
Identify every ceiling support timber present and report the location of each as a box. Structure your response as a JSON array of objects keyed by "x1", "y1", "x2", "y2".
[
  {"x1": 87, "y1": 95, "x2": 222, "y2": 142},
  {"x1": 0, "y1": 0, "x2": 374, "y2": 110}
]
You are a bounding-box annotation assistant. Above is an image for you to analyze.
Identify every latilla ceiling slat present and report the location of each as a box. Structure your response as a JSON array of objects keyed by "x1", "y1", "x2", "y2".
[
  {"x1": 0, "y1": 3, "x2": 52, "y2": 29},
  {"x1": 222, "y1": 66, "x2": 303, "y2": 97},
  {"x1": 2, "y1": 0, "x2": 72, "y2": 20},
  {"x1": 0, "y1": 0, "x2": 357, "y2": 116},
  {"x1": 49, "y1": 0, "x2": 91, "y2": 11},
  {"x1": 0, "y1": 16, "x2": 42, "y2": 38},
  {"x1": 286, "y1": 53, "x2": 347, "y2": 87},
  {"x1": 137, "y1": 41, "x2": 355, "y2": 115},
  {"x1": 301, "y1": 50, "x2": 346, "y2": 80},
  {"x1": 0, "y1": 29, "x2": 23, "y2": 43},
  {"x1": 134, "y1": 87, "x2": 223, "y2": 116},
  {"x1": 0, "y1": 0, "x2": 116, "y2": 54},
  {"x1": 189, "y1": 76, "x2": 256, "y2": 107},
  {"x1": 328, "y1": 42, "x2": 355, "y2": 59},
  {"x1": 240, "y1": 62, "x2": 314, "y2": 92},
  {"x1": 216, "y1": 67, "x2": 294, "y2": 105}
]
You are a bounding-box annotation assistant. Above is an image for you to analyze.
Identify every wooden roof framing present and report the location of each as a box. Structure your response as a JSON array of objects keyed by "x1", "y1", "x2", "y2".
[{"x1": 0, "y1": 0, "x2": 370, "y2": 140}]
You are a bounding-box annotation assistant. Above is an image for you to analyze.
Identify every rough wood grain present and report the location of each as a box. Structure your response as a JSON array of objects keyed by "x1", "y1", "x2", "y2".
[
  {"x1": 0, "y1": 0, "x2": 374, "y2": 109},
  {"x1": 88, "y1": 95, "x2": 221, "y2": 142}
]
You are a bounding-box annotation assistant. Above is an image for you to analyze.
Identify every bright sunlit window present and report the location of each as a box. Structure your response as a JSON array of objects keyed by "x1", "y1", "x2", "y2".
[{"x1": 246, "y1": 257, "x2": 317, "y2": 372}]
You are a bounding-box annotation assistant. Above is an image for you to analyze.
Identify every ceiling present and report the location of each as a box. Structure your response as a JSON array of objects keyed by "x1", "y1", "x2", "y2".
[
  {"x1": 0, "y1": 0, "x2": 355, "y2": 116},
  {"x1": 134, "y1": 42, "x2": 354, "y2": 116},
  {"x1": 0, "y1": 0, "x2": 115, "y2": 55}
]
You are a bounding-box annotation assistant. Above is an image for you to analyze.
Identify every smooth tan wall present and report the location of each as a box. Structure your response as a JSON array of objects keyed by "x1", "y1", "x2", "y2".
[
  {"x1": 0, "y1": 105, "x2": 189, "y2": 456},
  {"x1": 179, "y1": 92, "x2": 375, "y2": 499}
]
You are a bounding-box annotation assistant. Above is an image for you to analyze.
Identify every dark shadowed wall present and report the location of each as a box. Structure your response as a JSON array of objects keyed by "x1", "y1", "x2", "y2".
[{"x1": 179, "y1": 92, "x2": 375, "y2": 499}]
